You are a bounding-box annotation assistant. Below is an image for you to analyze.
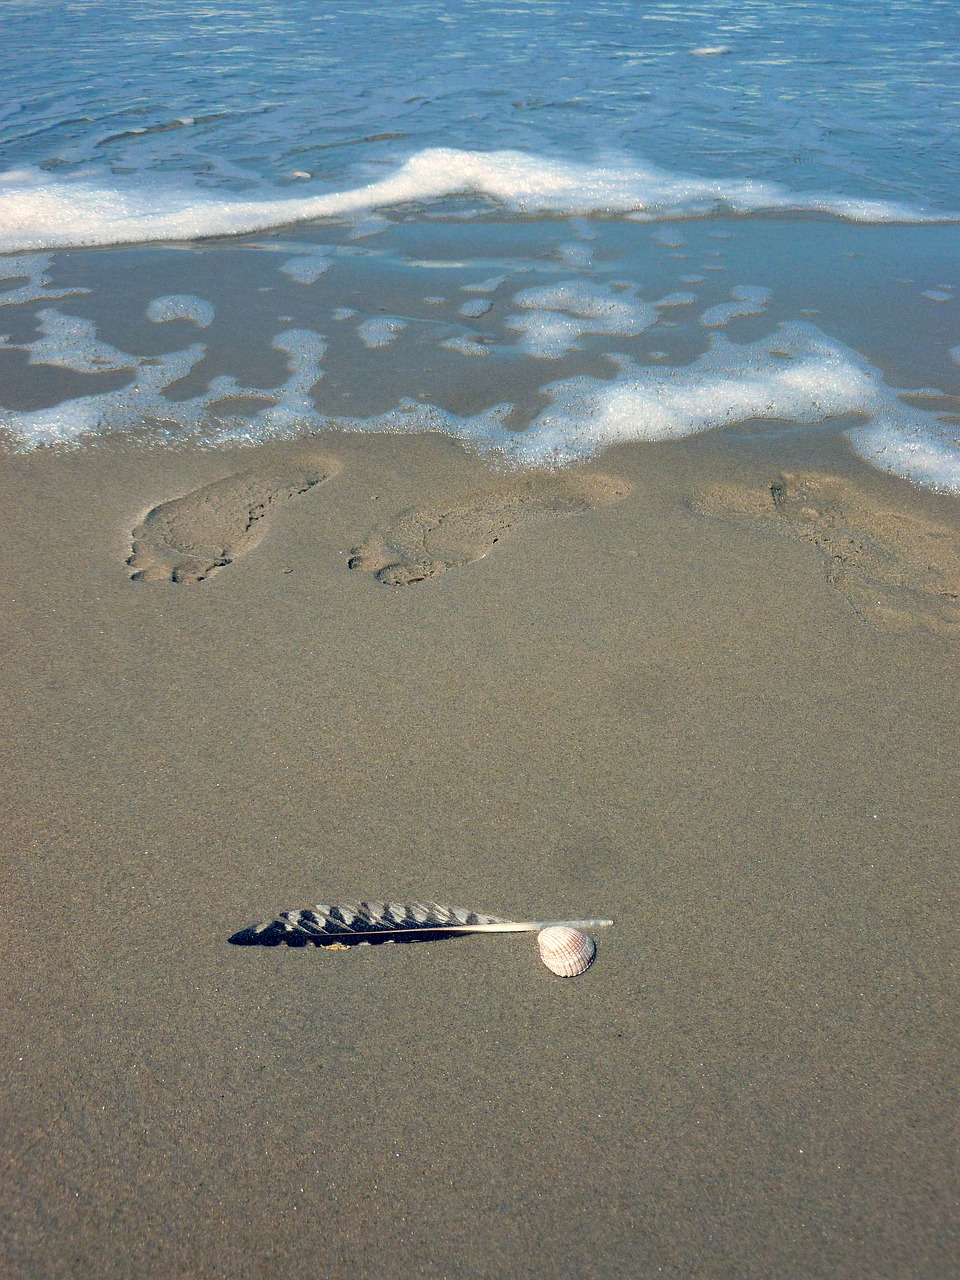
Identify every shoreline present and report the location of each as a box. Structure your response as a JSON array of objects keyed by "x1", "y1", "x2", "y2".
[{"x1": 2, "y1": 213, "x2": 959, "y2": 493}]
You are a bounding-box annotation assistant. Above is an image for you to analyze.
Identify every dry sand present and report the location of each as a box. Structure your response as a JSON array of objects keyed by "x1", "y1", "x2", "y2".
[{"x1": 1, "y1": 425, "x2": 958, "y2": 1278}]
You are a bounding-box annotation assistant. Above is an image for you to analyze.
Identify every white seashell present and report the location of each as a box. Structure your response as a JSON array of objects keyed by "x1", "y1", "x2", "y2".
[{"x1": 537, "y1": 926, "x2": 596, "y2": 977}]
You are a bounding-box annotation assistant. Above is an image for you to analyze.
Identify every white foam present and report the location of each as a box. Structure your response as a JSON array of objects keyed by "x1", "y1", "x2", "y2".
[
  {"x1": 497, "y1": 322, "x2": 960, "y2": 492},
  {"x1": 18, "y1": 309, "x2": 137, "y2": 372},
  {"x1": 151, "y1": 328, "x2": 329, "y2": 443},
  {"x1": 407, "y1": 259, "x2": 472, "y2": 269},
  {"x1": 357, "y1": 317, "x2": 406, "y2": 348},
  {"x1": 850, "y1": 422, "x2": 960, "y2": 493},
  {"x1": 701, "y1": 285, "x2": 772, "y2": 327},
  {"x1": 505, "y1": 312, "x2": 584, "y2": 359},
  {"x1": 512, "y1": 283, "x2": 644, "y2": 321},
  {"x1": 334, "y1": 325, "x2": 960, "y2": 492},
  {"x1": 348, "y1": 213, "x2": 393, "y2": 239},
  {"x1": 3, "y1": 309, "x2": 957, "y2": 493},
  {"x1": 279, "y1": 254, "x2": 332, "y2": 284},
  {"x1": 0, "y1": 252, "x2": 88, "y2": 307},
  {"x1": 0, "y1": 315, "x2": 330, "y2": 447},
  {"x1": 440, "y1": 334, "x2": 491, "y2": 357},
  {"x1": 3, "y1": 345, "x2": 206, "y2": 448},
  {"x1": 462, "y1": 276, "x2": 507, "y2": 294},
  {"x1": 233, "y1": 329, "x2": 327, "y2": 437},
  {"x1": 499, "y1": 324, "x2": 870, "y2": 461},
  {"x1": 691, "y1": 45, "x2": 732, "y2": 56},
  {"x1": 146, "y1": 294, "x2": 215, "y2": 327},
  {"x1": 459, "y1": 298, "x2": 492, "y2": 318},
  {"x1": 558, "y1": 242, "x2": 594, "y2": 267},
  {"x1": 507, "y1": 281, "x2": 656, "y2": 357},
  {"x1": 0, "y1": 148, "x2": 951, "y2": 253}
]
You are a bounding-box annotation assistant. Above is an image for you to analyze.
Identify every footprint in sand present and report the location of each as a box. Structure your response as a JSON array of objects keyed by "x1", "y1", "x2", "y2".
[
  {"x1": 348, "y1": 470, "x2": 632, "y2": 585},
  {"x1": 691, "y1": 470, "x2": 960, "y2": 635},
  {"x1": 128, "y1": 458, "x2": 340, "y2": 584}
]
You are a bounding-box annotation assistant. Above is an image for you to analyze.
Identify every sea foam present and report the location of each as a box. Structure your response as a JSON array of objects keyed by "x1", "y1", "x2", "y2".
[
  {"x1": 3, "y1": 310, "x2": 957, "y2": 493},
  {"x1": 357, "y1": 318, "x2": 406, "y2": 349},
  {"x1": 498, "y1": 323, "x2": 960, "y2": 492},
  {"x1": 18, "y1": 309, "x2": 137, "y2": 372},
  {"x1": 0, "y1": 149, "x2": 953, "y2": 254},
  {"x1": 507, "y1": 282, "x2": 657, "y2": 357},
  {"x1": 700, "y1": 286, "x2": 773, "y2": 328},
  {"x1": 146, "y1": 295, "x2": 215, "y2": 328},
  {"x1": 0, "y1": 253, "x2": 88, "y2": 307},
  {"x1": 279, "y1": 253, "x2": 333, "y2": 284}
]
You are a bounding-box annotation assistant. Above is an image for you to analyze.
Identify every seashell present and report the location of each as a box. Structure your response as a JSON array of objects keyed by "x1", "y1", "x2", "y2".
[{"x1": 537, "y1": 926, "x2": 596, "y2": 977}]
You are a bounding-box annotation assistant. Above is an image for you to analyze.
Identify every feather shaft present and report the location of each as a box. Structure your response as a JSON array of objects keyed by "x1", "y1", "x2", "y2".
[{"x1": 438, "y1": 918, "x2": 615, "y2": 933}]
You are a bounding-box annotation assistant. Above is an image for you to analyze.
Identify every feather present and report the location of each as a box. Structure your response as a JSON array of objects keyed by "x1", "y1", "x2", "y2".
[{"x1": 229, "y1": 900, "x2": 613, "y2": 948}]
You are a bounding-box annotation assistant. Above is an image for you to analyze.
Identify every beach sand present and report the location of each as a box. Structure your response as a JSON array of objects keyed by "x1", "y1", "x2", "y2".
[{"x1": 1, "y1": 420, "x2": 957, "y2": 1278}]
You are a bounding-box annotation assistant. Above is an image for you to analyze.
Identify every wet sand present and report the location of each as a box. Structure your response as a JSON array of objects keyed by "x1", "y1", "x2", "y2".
[{"x1": 1, "y1": 425, "x2": 958, "y2": 1278}]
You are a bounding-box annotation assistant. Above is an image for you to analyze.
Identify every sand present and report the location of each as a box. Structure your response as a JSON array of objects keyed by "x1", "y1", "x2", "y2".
[{"x1": 1, "y1": 424, "x2": 958, "y2": 1279}]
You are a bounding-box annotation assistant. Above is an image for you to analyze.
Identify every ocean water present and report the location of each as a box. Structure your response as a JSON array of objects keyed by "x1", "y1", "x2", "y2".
[{"x1": 1, "y1": 0, "x2": 959, "y2": 488}]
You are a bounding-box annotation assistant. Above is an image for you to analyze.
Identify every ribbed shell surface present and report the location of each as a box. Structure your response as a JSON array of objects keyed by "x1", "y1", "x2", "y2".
[{"x1": 537, "y1": 926, "x2": 596, "y2": 976}]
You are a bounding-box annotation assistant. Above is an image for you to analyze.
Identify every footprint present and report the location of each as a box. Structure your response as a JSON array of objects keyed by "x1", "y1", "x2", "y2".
[
  {"x1": 348, "y1": 470, "x2": 632, "y2": 585},
  {"x1": 128, "y1": 457, "x2": 340, "y2": 584},
  {"x1": 691, "y1": 470, "x2": 960, "y2": 635}
]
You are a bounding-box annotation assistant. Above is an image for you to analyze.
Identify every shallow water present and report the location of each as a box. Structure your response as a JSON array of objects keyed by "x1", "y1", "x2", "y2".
[
  {"x1": 4, "y1": 0, "x2": 959, "y2": 209},
  {"x1": 1, "y1": 0, "x2": 959, "y2": 485},
  {"x1": 2, "y1": 215, "x2": 959, "y2": 489}
]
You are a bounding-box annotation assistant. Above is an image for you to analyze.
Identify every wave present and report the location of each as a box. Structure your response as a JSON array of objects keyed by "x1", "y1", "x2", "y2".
[{"x1": 1, "y1": 148, "x2": 955, "y2": 253}]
